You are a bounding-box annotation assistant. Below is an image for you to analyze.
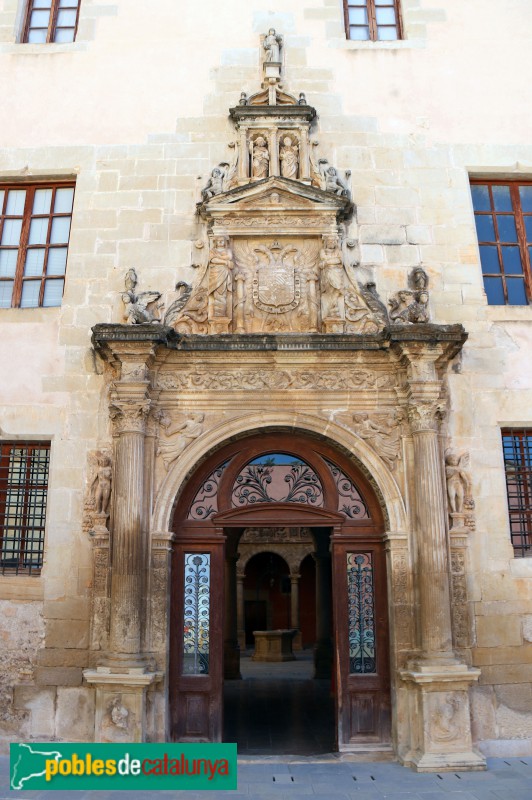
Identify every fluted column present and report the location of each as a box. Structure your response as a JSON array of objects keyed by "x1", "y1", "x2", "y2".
[{"x1": 107, "y1": 391, "x2": 151, "y2": 663}]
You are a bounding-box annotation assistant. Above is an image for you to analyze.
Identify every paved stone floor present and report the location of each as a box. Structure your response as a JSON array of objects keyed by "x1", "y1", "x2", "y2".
[{"x1": 1, "y1": 754, "x2": 532, "y2": 799}]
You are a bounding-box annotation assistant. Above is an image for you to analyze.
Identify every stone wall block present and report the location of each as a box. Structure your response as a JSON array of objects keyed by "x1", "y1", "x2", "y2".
[
  {"x1": 13, "y1": 686, "x2": 56, "y2": 738},
  {"x1": 56, "y1": 687, "x2": 95, "y2": 740}
]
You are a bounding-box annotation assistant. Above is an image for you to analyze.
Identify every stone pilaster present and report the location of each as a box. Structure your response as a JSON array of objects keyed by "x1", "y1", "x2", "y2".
[{"x1": 393, "y1": 339, "x2": 485, "y2": 771}]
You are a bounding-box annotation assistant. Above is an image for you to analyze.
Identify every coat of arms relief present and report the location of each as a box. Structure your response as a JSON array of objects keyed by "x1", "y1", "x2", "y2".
[{"x1": 121, "y1": 30, "x2": 428, "y2": 335}]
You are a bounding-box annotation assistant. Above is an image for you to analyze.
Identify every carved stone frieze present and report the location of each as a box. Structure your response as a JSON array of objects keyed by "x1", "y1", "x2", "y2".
[
  {"x1": 241, "y1": 527, "x2": 313, "y2": 544},
  {"x1": 450, "y1": 546, "x2": 472, "y2": 648},
  {"x1": 157, "y1": 367, "x2": 395, "y2": 392}
]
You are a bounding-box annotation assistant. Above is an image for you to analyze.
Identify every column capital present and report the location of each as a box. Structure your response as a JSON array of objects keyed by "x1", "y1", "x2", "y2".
[
  {"x1": 109, "y1": 392, "x2": 152, "y2": 435},
  {"x1": 407, "y1": 399, "x2": 446, "y2": 434}
]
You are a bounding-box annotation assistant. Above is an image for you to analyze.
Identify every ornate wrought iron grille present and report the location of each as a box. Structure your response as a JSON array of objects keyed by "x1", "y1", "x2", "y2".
[
  {"x1": 347, "y1": 552, "x2": 376, "y2": 673},
  {"x1": 232, "y1": 453, "x2": 324, "y2": 506},
  {"x1": 0, "y1": 442, "x2": 50, "y2": 575},
  {"x1": 182, "y1": 553, "x2": 210, "y2": 675},
  {"x1": 188, "y1": 460, "x2": 231, "y2": 520},
  {"x1": 502, "y1": 429, "x2": 532, "y2": 557},
  {"x1": 324, "y1": 458, "x2": 370, "y2": 519}
]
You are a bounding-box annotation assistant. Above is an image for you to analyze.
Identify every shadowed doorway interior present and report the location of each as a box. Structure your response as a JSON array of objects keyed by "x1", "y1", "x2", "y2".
[{"x1": 223, "y1": 543, "x2": 335, "y2": 754}]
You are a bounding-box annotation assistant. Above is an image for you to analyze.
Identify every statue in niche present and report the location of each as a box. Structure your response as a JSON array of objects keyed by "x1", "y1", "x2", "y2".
[
  {"x1": 208, "y1": 236, "x2": 234, "y2": 317},
  {"x1": 121, "y1": 269, "x2": 161, "y2": 324},
  {"x1": 263, "y1": 28, "x2": 282, "y2": 62},
  {"x1": 389, "y1": 268, "x2": 430, "y2": 324},
  {"x1": 445, "y1": 451, "x2": 473, "y2": 514},
  {"x1": 90, "y1": 454, "x2": 112, "y2": 518},
  {"x1": 279, "y1": 136, "x2": 299, "y2": 179},
  {"x1": 319, "y1": 235, "x2": 346, "y2": 318},
  {"x1": 251, "y1": 136, "x2": 270, "y2": 179},
  {"x1": 157, "y1": 412, "x2": 205, "y2": 471}
]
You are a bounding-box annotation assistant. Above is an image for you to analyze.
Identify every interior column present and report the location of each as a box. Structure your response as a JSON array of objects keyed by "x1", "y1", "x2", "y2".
[{"x1": 313, "y1": 529, "x2": 332, "y2": 679}]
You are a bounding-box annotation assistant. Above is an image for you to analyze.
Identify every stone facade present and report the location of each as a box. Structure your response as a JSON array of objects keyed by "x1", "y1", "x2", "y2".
[{"x1": 1, "y1": 0, "x2": 532, "y2": 765}]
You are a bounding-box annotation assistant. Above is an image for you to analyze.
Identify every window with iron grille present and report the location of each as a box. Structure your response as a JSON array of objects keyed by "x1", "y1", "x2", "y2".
[
  {"x1": 23, "y1": 0, "x2": 81, "y2": 43},
  {"x1": 0, "y1": 183, "x2": 75, "y2": 309},
  {"x1": 501, "y1": 430, "x2": 532, "y2": 558},
  {"x1": 471, "y1": 181, "x2": 532, "y2": 305},
  {"x1": 343, "y1": 0, "x2": 402, "y2": 41},
  {"x1": 0, "y1": 442, "x2": 50, "y2": 575}
]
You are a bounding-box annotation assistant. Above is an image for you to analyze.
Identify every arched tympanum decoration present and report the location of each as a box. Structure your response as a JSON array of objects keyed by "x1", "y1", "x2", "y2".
[{"x1": 169, "y1": 432, "x2": 390, "y2": 751}]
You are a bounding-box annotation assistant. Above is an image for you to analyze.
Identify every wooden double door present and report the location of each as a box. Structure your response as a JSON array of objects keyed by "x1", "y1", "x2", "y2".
[{"x1": 169, "y1": 434, "x2": 391, "y2": 750}]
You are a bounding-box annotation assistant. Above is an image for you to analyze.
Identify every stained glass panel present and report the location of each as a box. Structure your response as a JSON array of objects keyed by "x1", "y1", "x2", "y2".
[
  {"x1": 232, "y1": 453, "x2": 324, "y2": 506},
  {"x1": 182, "y1": 553, "x2": 210, "y2": 675},
  {"x1": 347, "y1": 552, "x2": 376, "y2": 673}
]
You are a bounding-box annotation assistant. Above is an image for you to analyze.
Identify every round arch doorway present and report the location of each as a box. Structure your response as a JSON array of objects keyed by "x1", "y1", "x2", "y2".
[{"x1": 169, "y1": 431, "x2": 390, "y2": 752}]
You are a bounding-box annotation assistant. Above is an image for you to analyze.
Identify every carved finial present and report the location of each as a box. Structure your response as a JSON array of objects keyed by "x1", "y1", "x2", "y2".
[
  {"x1": 239, "y1": 91, "x2": 248, "y2": 106},
  {"x1": 298, "y1": 92, "x2": 307, "y2": 105}
]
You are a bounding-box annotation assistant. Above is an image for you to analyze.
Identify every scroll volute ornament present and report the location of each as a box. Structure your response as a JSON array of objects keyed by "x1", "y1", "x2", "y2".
[{"x1": 109, "y1": 397, "x2": 152, "y2": 435}]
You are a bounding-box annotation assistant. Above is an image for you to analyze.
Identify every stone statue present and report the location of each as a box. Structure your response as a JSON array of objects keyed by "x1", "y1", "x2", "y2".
[
  {"x1": 319, "y1": 235, "x2": 345, "y2": 319},
  {"x1": 201, "y1": 166, "x2": 225, "y2": 200},
  {"x1": 324, "y1": 165, "x2": 347, "y2": 196},
  {"x1": 279, "y1": 136, "x2": 299, "y2": 179},
  {"x1": 263, "y1": 28, "x2": 282, "y2": 62},
  {"x1": 90, "y1": 454, "x2": 112, "y2": 517},
  {"x1": 251, "y1": 136, "x2": 270, "y2": 179},
  {"x1": 121, "y1": 269, "x2": 161, "y2": 324},
  {"x1": 157, "y1": 412, "x2": 205, "y2": 470},
  {"x1": 208, "y1": 236, "x2": 234, "y2": 317},
  {"x1": 445, "y1": 451, "x2": 473, "y2": 514},
  {"x1": 389, "y1": 268, "x2": 430, "y2": 324}
]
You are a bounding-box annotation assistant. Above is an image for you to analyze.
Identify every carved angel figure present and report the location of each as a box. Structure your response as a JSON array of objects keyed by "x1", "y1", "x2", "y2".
[
  {"x1": 263, "y1": 28, "x2": 282, "y2": 62},
  {"x1": 208, "y1": 236, "x2": 234, "y2": 318},
  {"x1": 351, "y1": 413, "x2": 401, "y2": 470},
  {"x1": 157, "y1": 412, "x2": 205, "y2": 471},
  {"x1": 251, "y1": 136, "x2": 270, "y2": 179},
  {"x1": 319, "y1": 235, "x2": 345, "y2": 318},
  {"x1": 121, "y1": 269, "x2": 161, "y2": 324},
  {"x1": 445, "y1": 451, "x2": 473, "y2": 514},
  {"x1": 280, "y1": 136, "x2": 299, "y2": 179},
  {"x1": 90, "y1": 454, "x2": 112, "y2": 517}
]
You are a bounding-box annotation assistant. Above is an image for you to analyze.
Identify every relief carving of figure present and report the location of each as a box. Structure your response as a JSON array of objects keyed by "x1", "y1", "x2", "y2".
[
  {"x1": 208, "y1": 236, "x2": 234, "y2": 318},
  {"x1": 279, "y1": 136, "x2": 299, "y2": 179},
  {"x1": 90, "y1": 454, "x2": 112, "y2": 517},
  {"x1": 432, "y1": 696, "x2": 461, "y2": 742},
  {"x1": 445, "y1": 451, "x2": 473, "y2": 514},
  {"x1": 201, "y1": 166, "x2": 225, "y2": 201},
  {"x1": 251, "y1": 136, "x2": 270, "y2": 179},
  {"x1": 121, "y1": 269, "x2": 161, "y2": 324},
  {"x1": 351, "y1": 412, "x2": 403, "y2": 470},
  {"x1": 319, "y1": 235, "x2": 345, "y2": 319},
  {"x1": 389, "y1": 267, "x2": 430, "y2": 324},
  {"x1": 157, "y1": 412, "x2": 205, "y2": 471},
  {"x1": 263, "y1": 28, "x2": 282, "y2": 62}
]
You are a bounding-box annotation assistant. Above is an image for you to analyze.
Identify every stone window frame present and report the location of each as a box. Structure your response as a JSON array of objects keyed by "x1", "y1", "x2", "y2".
[
  {"x1": 0, "y1": 441, "x2": 51, "y2": 576},
  {"x1": 501, "y1": 429, "x2": 532, "y2": 558},
  {"x1": 0, "y1": 181, "x2": 75, "y2": 309},
  {"x1": 471, "y1": 179, "x2": 532, "y2": 306},
  {"x1": 343, "y1": 0, "x2": 403, "y2": 42},
  {"x1": 22, "y1": 0, "x2": 81, "y2": 44}
]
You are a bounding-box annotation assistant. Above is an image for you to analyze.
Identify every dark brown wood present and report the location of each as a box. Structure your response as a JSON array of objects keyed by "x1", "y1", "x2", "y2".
[
  {"x1": 23, "y1": 0, "x2": 81, "y2": 44},
  {"x1": 471, "y1": 179, "x2": 532, "y2": 305},
  {"x1": 169, "y1": 538, "x2": 225, "y2": 742},
  {"x1": 170, "y1": 431, "x2": 390, "y2": 748},
  {"x1": 343, "y1": 0, "x2": 402, "y2": 42},
  {"x1": 0, "y1": 182, "x2": 75, "y2": 309},
  {"x1": 332, "y1": 536, "x2": 390, "y2": 746}
]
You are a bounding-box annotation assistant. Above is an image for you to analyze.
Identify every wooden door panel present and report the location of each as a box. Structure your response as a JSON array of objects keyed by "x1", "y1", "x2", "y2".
[
  {"x1": 333, "y1": 539, "x2": 390, "y2": 748},
  {"x1": 170, "y1": 540, "x2": 224, "y2": 743}
]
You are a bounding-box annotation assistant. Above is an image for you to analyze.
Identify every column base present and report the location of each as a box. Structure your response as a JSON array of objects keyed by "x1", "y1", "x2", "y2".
[
  {"x1": 83, "y1": 667, "x2": 162, "y2": 743},
  {"x1": 399, "y1": 664, "x2": 486, "y2": 772}
]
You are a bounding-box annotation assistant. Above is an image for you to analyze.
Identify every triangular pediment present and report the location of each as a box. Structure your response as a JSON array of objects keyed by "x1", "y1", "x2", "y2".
[{"x1": 199, "y1": 176, "x2": 353, "y2": 217}]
